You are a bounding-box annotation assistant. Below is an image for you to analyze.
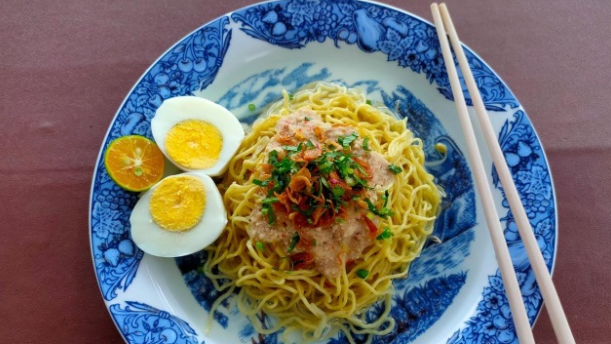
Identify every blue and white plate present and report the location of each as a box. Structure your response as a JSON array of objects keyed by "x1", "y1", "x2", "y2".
[{"x1": 90, "y1": 1, "x2": 557, "y2": 343}]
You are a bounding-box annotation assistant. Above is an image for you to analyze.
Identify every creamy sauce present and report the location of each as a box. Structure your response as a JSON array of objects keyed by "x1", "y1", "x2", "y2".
[{"x1": 247, "y1": 110, "x2": 393, "y2": 279}]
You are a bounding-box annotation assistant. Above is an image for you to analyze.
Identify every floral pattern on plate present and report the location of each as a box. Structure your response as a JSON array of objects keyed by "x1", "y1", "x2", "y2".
[
  {"x1": 110, "y1": 302, "x2": 204, "y2": 344},
  {"x1": 90, "y1": 2, "x2": 557, "y2": 344},
  {"x1": 232, "y1": 0, "x2": 518, "y2": 111}
]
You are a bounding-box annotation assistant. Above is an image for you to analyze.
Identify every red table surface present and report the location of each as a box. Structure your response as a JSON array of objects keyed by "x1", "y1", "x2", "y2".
[{"x1": 1, "y1": 0, "x2": 610, "y2": 343}]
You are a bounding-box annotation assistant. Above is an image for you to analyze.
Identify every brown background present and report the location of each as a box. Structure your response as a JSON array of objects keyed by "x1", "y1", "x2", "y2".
[{"x1": 1, "y1": 0, "x2": 609, "y2": 343}]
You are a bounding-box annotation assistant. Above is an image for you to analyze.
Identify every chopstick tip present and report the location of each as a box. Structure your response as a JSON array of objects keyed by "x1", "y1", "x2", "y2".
[{"x1": 439, "y1": 3, "x2": 449, "y2": 13}]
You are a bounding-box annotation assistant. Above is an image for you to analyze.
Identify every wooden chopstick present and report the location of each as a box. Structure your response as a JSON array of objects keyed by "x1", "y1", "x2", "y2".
[
  {"x1": 430, "y1": 3, "x2": 536, "y2": 344},
  {"x1": 437, "y1": 3, "x2": 576, "y2": 343}
]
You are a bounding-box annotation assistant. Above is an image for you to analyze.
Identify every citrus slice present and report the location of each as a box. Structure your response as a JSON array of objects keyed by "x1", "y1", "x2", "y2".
[{"x1": 104, "y1": 135, "x2": 165, "y2": 192}]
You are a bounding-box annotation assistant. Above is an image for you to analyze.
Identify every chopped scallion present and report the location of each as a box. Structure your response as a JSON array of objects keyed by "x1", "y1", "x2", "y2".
[
  {"x1": 262, "y1": 197, "x2": 279, "y2": 205},
  {"x1": 376, "y1": 227, "x2": 394, "y2": 240},
  {"x1": 356, "y1": 269, "x2": 369, "y2": 279},
  {"x1": 389, "y1": 164, "x2": 403, "y2": 174},
  {"x1": 282, "y1": 145, "x2": 299, "y2": 152},
  {"x1": 288, "y1": 233, "x2": 300, "y2": 253},
  {"x1": 363, "y1": 137, "x2": 370, "y2": 151},
  {"x1": 266, "y1": 208, "x2": 276, "y2": 225},
  {"x1": 338, "y1": 132, "x2": 358, "y2": 148},
  {"x1": 331, "y1": 187, "x2": 345, "y2": 197},
  {"x1": 319, "y1": 160, "x2": 334, "y2": 173},
  {"x1": 320, "y1": 177, "x2": 330, "y2": 188}
]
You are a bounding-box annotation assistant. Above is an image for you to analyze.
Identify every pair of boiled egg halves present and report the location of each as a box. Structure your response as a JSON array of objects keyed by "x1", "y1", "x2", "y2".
[{"x1": 130, "y1": 96, "x2": 244, "y2": 258}]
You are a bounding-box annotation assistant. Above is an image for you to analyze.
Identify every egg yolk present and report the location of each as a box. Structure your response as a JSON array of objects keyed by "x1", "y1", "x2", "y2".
[
  {"x1": 165, "y1": 119, "x2": 223, "y2": 169},
  {"x1": 149, "y1": 175, "x2": 206, "y2": 232}
]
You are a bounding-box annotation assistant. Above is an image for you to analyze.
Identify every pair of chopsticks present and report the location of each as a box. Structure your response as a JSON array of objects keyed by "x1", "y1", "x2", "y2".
[{"x1": 430, "y1": 4, "x2": 575, "y2": 344}]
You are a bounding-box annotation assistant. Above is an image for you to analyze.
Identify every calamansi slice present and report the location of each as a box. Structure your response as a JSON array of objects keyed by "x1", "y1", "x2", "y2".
[{"x1": 104, "y1": 135, "x2": 165, "y2": 192}]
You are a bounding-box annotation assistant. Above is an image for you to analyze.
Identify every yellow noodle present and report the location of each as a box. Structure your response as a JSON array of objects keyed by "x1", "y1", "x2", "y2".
[{"x1": 204, "y1": 83, "x2": 441, "y2": 344}]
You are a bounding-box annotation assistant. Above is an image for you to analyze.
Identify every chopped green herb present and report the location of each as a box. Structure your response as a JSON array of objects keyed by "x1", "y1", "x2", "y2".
[
  {"x1": 362, "y1": 137, "x2": 370, "y2": 151},
  {"x1": 351, "y1": 160, "x2": 366, "y2": 173},
  {"x1": 282, "y1": 145, "x2": 299, "y2": 152},
  {"x1": 253, "y1": 178, "x2": 271, "y2": 187},
  {"x1": 338, "y1": 132, "x2": 359, "y2": 148},
  {"x1": 289, "y1": 93, "x2": 294, "y2": 100},
  {"x1": 335, "y1": 218, "x2": 346, "y2": 224},
  {"x1": 291, "y1": 204, "x2": 314, "y2": 216},
  {"x1": 389, "y1": 164, "x2": 403, "y2": 174},
  {"x1": 248, "y1": 103, "x2": 256, "y2": 111},
  {"x1": 261, "y1": 200, "x2": 276, "y2": 225},
  {"x1": 288, "y1": 233, "x2": 300, "y2": 253},
  {"x1": 365, "y1": 198, "x2": 394, "y2": 219},
  {"x1": 265, "y1": 206, "x2": 276, "y2": 225},
  {"x1": 317, "y1": 179, "x2": 323, "y2": 196},
  {"x1": 305, "y1": 140, "x2": 316, "y2": 149},
  {"x1": 256, "y1": 241, "x2": 265, "y2": 250},
  {"x1": 356, "y1": 269, "x2": 369, "y2": 279},
  {"x1": 366, "y1": 99, "x2": 372, "y2": 105},
  {"x1": 352, "y1": 174, "x2": 369, "y2": 188},
  {"x1": 318, "y1": 160, "x2": 334, "y2": 173},
  {"x1": 307, "y1": 218, "x2": 313, "y2": 224},
  {"x1": 304, "y1": 116, "x2": 310, "y2": 121},
  {"x1": 345, "y1": 176, "x2": 356, "y2": 186},
  {"x1": 268, "y1": 150, "x2": 280, "y2": 165},
  {"x1": 331, "y1": 187, "x2": 345, "y2": 198},
  {"x1": 320, "y1": 177, "x2": 330, "y2": 188},
  {"x1": 382, "y1": 190, "x2": 389, "y2": 208},
  {"x1": 274, "y1": 156, "x2": 299, "y2": 174},
  {"x1": 376, "y1": 227, "x2": 394, "y2": 240},
  {"x1": 262, "y1": 197, "x2": 279, "y2": 205},
  {"x1": 312, "y1": 239, "x2": 317, "y2": 247}
]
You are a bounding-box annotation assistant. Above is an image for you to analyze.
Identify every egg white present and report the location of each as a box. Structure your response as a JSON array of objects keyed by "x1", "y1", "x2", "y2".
[
  {"x1": 129, "y1": 171, "x2": 227, "y2": 257},
  {"x1": 151, "y1": 96, "x2": 244, "y2": 176}
]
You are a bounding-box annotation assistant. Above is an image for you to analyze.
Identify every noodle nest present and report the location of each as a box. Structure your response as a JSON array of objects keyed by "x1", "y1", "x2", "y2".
[{"x1": 204, "y1": 83, "x2": 441, "y2": 344}]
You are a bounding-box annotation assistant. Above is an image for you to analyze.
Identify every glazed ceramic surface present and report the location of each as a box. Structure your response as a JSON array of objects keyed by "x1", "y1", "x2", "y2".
[{"x1": 90, "y1": 1, "x2": 557, "y2": 343}]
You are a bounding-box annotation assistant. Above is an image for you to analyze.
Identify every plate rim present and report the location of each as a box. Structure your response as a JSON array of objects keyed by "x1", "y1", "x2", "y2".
[{"x1": 88, "y1": 0, "x2": 559, "y2": 342}]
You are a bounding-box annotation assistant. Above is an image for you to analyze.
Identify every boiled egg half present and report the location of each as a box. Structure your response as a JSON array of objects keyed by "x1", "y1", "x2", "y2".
[
  {"x1": 130, "y1": 171, "x2": 227, "y2": 257},
  {"x1": 151, "y1": 96, "x2": 244, "y2": 176}
]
